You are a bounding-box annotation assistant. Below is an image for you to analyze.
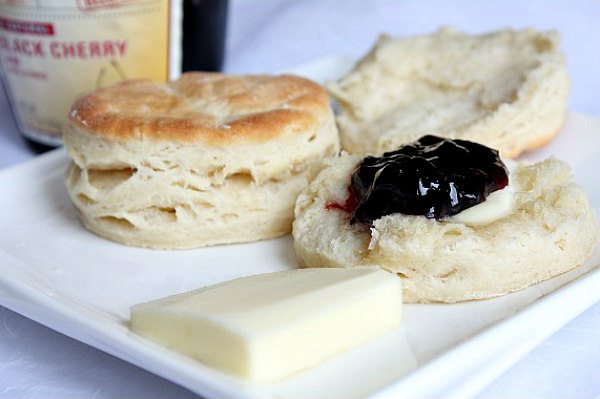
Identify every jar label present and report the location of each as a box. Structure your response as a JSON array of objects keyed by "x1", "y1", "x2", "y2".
[{"x1": 0, "y1": 0, "x2": 171, "y2": 145}]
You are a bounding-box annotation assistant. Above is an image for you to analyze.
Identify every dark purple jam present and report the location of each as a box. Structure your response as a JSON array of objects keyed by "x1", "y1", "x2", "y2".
[{"x1": 328, "y1": 135, "x2": 509, "y2": 225}]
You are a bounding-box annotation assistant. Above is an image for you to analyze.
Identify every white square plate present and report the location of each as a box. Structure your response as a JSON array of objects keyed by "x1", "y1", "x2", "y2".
[{"x1": 1, "y1": 56, "x2": 599, "y2": 399}]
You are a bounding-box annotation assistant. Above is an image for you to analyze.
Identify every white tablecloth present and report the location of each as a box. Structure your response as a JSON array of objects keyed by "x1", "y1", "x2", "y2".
[{"x1": 1, "y1": 1, "x2": 599, "y2": 397}]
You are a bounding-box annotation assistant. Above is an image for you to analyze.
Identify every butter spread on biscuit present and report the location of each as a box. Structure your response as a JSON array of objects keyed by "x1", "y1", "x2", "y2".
[
  {"x1": 449, "y1": 158, "x2": 516, "y2": 226},
  {"x1": 130, "y1": 267, "x2": 402, "y2": 382},
  {"x1": 449, "y1": 185, "x2": 514, "y2": 225}
]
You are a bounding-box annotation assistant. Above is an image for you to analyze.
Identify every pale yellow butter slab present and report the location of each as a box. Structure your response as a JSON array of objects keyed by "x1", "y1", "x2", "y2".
[{"x1": 130, "y1": 267, "x2": 403, "y2": 382}]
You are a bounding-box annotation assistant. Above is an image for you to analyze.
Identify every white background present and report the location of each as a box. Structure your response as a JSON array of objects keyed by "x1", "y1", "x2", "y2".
[{"x1": 0, "y1": 0, "x2": 599, "y2": 398}]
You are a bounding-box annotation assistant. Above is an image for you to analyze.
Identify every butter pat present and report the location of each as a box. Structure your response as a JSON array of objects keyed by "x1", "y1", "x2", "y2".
[
  {"x1": 130, "y1": 267, "x2": 402, "y2": 382},
  {"x1": 449, "y1": 159, "x2": 517, "y2": 226},
  {"x1": 449, "y1": 185, "x2": 514, "y2": 226}
]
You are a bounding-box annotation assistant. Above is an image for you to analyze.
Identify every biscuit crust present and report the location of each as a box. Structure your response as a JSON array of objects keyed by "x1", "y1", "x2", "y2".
[{"x1": 70, "y1": 73, "x2": 330, "y2": 145}]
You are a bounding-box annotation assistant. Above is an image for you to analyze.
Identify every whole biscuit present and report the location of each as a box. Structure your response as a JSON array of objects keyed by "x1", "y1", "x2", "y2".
[{"x1": 65, "y1": 73, "x2": 339, "y2": 249}]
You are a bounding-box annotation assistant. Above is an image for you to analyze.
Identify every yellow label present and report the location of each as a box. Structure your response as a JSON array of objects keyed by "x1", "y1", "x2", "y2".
[{"x1": 0, "y1": 0, "x2": 170, "y2": 143}]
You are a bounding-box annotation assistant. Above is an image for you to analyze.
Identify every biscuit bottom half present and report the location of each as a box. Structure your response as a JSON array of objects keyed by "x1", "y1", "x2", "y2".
[{"x1": 292, "y1": 154, "x2": 599, "y2": 303}]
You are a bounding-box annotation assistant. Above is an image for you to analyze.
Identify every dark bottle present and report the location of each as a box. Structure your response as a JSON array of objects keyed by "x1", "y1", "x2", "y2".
[
  {"x1": 24, "y1": 138, "x2": 56, "y2": 154},
  {"x1": 182, "y1": 0, "x2": 229, "y2": 72}
]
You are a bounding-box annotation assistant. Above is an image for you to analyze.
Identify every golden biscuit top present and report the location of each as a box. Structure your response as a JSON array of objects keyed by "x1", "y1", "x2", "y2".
[{"x1": 69, "y1": 73, "x2": 330, "y2": 144}]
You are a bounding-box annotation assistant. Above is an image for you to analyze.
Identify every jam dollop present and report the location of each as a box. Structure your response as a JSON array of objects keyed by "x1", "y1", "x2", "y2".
[{"x1": 342, "y1": 135, "x2": 509, "y2": 224}]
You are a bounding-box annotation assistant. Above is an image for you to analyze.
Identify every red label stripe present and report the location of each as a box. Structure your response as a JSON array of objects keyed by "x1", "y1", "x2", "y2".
[{"x1": 0, "y1": 18, "x2": 54, "y2": 36}]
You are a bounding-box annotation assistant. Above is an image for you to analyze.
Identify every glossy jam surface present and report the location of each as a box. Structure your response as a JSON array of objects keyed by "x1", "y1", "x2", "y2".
[{"x1": 340, "y1": 135, "x2": 509, "y2": 224}]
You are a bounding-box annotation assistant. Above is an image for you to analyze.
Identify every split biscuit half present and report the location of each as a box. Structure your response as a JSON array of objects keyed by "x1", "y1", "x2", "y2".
[
  {"x1": 328, "y1": 28, "x2": 569, "y2": 158},
  {"x1": 292, "y1": 154, "x2": 598, "y2": 303}
]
